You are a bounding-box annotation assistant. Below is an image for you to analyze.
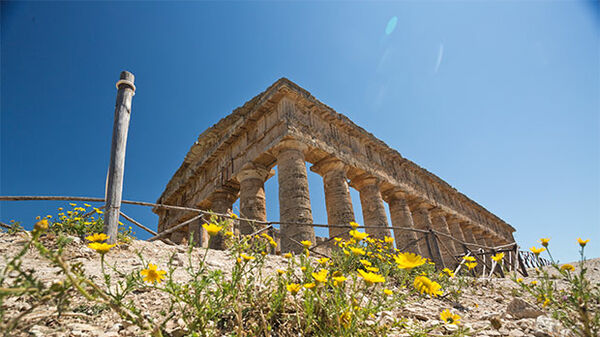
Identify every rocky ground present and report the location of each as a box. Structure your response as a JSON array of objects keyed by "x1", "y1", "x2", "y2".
[{"x1": 0, "y1": 232, "x2": 597, "y2": 337}]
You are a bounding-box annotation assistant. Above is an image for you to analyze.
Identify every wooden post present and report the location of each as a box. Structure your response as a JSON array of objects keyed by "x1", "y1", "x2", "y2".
[{"x1": 104, "y1": 71, "x2": 136, "y2": 244}]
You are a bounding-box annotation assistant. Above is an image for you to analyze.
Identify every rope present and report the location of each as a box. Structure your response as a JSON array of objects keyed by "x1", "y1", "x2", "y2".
[{"x1": 0, "y1": 195, "x2": 515, "y2": 252}]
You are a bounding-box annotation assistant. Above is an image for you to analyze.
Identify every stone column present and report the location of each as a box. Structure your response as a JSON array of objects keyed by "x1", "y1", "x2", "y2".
[
  {"x1": 310, "y1": 156, "x2": 355, "y2": 239},
  {"x1": 383, "y1": 190, "x2": 421, "y2": 255},
  {"x1": 207, "y1": 187, "x2": 238, "y2": 250},
  {"x1": 446, "y1": 215, "x2": 467, "y2": 254},
  {"x1": 460, "y1": 222, "x2": 479, "y2": 251},
  {"x1": 236, "y1": 162, "x2": 271, "y2": 235},
  {"x1": 273, "y1": 139, "x2": 315, "y2": 253},
  {"x1": 430, "y1": 208, "x2": 457, "y2": 267},
  {"x1": 410, "y1": 203, "x2": 435, "y2": 260},
  {"x1": 351, "y1": 174, "x2": 391, "y2": 240}
]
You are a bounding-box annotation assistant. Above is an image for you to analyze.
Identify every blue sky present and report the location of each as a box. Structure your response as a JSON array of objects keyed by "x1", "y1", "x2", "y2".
[{"x1": 2, "y1": 1, "x2": 598, "y2": 262}]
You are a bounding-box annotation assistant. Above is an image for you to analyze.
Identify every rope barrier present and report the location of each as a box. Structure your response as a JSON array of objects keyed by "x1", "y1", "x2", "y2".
[{"x1": 0, "y1": 195, "x2": 517, "y2": 254}]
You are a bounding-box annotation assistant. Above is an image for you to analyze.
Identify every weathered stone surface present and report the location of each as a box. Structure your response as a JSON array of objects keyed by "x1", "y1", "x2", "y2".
[
  {"x1": 236, "y1": 162, "x2": 270, "y2": 235},
  {"x1": 207, "y1": 188, "x2": 238, "y2": 250},
  {"x1": 272, "y1": 138, "x2": 315, "y2": 253},
  {"x1": 311, "y1": 156, "x2": 355, "y2": 239},
  {"x1": 351, "y1": 174, "x2": 391, "y2": 240},
  {"x1": 384, "y1": 190, "x2": 421, "y2": 255},
  {"x1": 506, "y1": 298, "x2": 544, "y2": 319},
  {"x1": 410, "y1": 204, "x2": 435, "y2": 260},
  {"x1": 430, "y1": 208, "x2": 458, "y2": 267},
  {"x1": 154, "y1": 78, "x2": 516, "y2": 251}
]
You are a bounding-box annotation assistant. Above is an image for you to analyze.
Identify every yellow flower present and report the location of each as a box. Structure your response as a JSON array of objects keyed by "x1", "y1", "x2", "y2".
[
  {"x1": 317, "y1": 257, "x2": 330, "y2": 266},
  {"x1": 359, "y1": 259, "x2": 372, "y2": 267},
  {"x1": 284, "y1": 252, "x2": 293, "y2": 259},
  {"x1": 276, "y1": 269, "x2": 286, "y2": 275},
  {"x1": 334, "y1": 237, "x2": 343, "y2": 242},
  {"x1": 240, "y1": 253, "x2": 255, "y2": 262},
  {"x1": 357, "y1": 269, "x2": 385, "y2": 286},
  {"x1": 466, "y1": 262, "x2": 478, "y2": 270},
  {"x1": 35, "y1": 216, "x2": 41, "y2": 220},
  {"x1": 442, "y1": 268, "x2": 455, "y2": 278},
  {"x1": 395, "y1": 252, "x2": 427, "y2": 269},
  {"x1": 333, "y1": 275, "x2": 347, "y2": 286},
  {"x1": 301, "y1": 266, "x2": 307, "y2": 272},
  {"x1": 384, "y1": 236, "x2": 394, "y2": 244},
  {"x1": 348, "y1": 247, "x2": 366, "y2": 256},
  {"x1": 530, "y1": 246, "x2": 546, "y2": 255},
  {"x1": 531, "y1": 280, "x2": 538, "y2": 285},
  {"x1": 224, "y1": 231, "x2": 234, "y2": 237},
  {"x1": 83, "y1": 203, "x2": 91, "y2": 207},
  {"x1": 440, "y1": 309, "x2": 461, "y2": 325},
  {"x1": 462, "y1": 256, "x2": 476, "y2": 262},
  {"x1": 202, "y1": 223, "x2": 223, "y2": 236},
  {"x1": 58, "y1": 207, "x2": 63, "y2": 211},
  {"x1": 312, "y1": 269, "x2": 328, "y2": 284},
  {"x1": 95, "y1": 208, "x2": 104, "y2": 214},
  {"x1": 491, "y1": 252, "x2": 505, "y2": 262},
  {"x1": 340, "y1": 311, "x2": 352, "y2": 328},
  {"x1": 350, "y1": 221, "x2": 360, "y2": 229},
  {"x1": 88, "y1": 242, "x2": 116, "y2": 254},
  {"x1": 349, "y1": 230, "x2": 368, "y2": 241},
  {"x1": 286, "y1": 283, "x2": 301, "y2": 295},
  {"x1": 303, "y1": 283, "x2": 316, "y2": 289},
  {"x1": 365, "y1": 266, "x2": 379, "y2": 272},
  {"x1": 383, "y1": 288, "x2": 393, "y2": 296},
  {"x1": 140, "y1": 263, "x2": 166, "y2": 284},
  {"x1": 46, "y1": 215, "x2": 52, "y2": 219},
  {"x1": 69, "y1": 203, "x2": 76, "y2": 207},
  {"x1": 539, "y1": 238, "x2": 550, "y2": 247},
  {"x1": 516, "y1": 278, "x2": 523, "y2": 283},
  {"x1": 560, "y1": 264, "x2": 575, "y2": 272},
  {"x1": 85, "y1": 233, "x2": 109, "y2": 242},
  {"x1": 230, "y1": 213, "x2": 238, "y2": 219},
  {"x1": 413, "y1": 276, "x2": 443, "y2": 297},
  {"x1": 577, "y1": 238, "x2": 589, "y2": 247},
  {"x1": 34, "y1": 219, "x2": 49, "y2": 231},
  {"x1": 301, "y1": 240, "x2": 312, "y2": 249}
]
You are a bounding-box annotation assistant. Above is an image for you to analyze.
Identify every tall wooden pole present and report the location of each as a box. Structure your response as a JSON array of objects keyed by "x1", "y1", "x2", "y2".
[{"x1": 104, "y1": 71, "x2": 136, "y2": 244}]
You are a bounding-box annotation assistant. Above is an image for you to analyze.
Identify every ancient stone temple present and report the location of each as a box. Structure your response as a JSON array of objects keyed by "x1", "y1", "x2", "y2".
[{"x1": 153, "y1": 78, "x2": 516, "y2": 261}]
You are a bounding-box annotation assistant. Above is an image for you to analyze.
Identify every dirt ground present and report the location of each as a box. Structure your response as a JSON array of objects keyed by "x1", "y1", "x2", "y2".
[{"x1": 1, "y1": 232, "x2": 596, "y2": 337}]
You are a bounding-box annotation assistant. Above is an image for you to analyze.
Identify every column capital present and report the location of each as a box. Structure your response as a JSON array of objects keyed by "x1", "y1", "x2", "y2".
[
  {"x1": 381, "y1": 187, "x2": 409, "y2": 203},
  {"x1": 209, "y1": 186, "x2": 238, "y2": 204},
  {"x1": 310, "y1": 156, "x2": 347, "y2": 177},
  {"x1": 407, "y1": 198, "x2": 433, "y2": 212},
  {"x1": 445, "y1": 214, "x2": 462, "y2": 225},
  {"x1": 235, "y1": 162, "x2": 273, "y2": 182},
  {"x1": 428, "y1": 207, "x2": 446, "y2": 218},
  {"x1": 271, "y1": 138, "x2": 308, "y2": 157},
  {"x1": 349, "y1": 173, "x2": 380, "y2": 191}
]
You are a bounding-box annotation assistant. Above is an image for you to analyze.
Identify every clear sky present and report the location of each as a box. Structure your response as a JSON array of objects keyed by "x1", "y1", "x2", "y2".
[{"x1": 2, "y1": 1, "x2": 598, "y2": 262}]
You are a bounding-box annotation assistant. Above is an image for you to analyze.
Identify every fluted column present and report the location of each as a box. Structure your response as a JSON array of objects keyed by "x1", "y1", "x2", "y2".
[
  {"x1": 351, "y1": 174, "x2": 391, "y2": 240},
  {"x1": 430, "y1": 208, "x2": 457, "y2": 267},
  {"x1": 446, "y1": 215, "x2": 467, "y2": 254},
  {"x1": 410, "y1": 203, "x2": 435, "y2": 260},
  {"x1": 310, "y1": 156, "x2": 355, "y2": 239},
  {"x1": 207, "y1": 187, "x2": 238, "y2": 250},
  {"x1": 273, "y1": 139, "x2": 315, "y2": 253},
  {"x1": 236, "y1": 162, "x2": 271, "y2": 235},
  {"x1": 383, "y1": 190, "x2": 421, "y2": 255}
]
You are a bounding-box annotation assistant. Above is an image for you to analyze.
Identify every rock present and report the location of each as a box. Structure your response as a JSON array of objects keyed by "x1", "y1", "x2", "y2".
[
  {"x1": 506, "y1": 298, "x2": 544, "y2": 319},
  {"x1": 534, "y1": 315, "x2": 567, "y2": 337},
  {"x1": 489, "y1": 316, "x2": 502, "y2": 330},
  {"x1": 508, "y1": 329, "x2": 525, "y2": 337}
]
